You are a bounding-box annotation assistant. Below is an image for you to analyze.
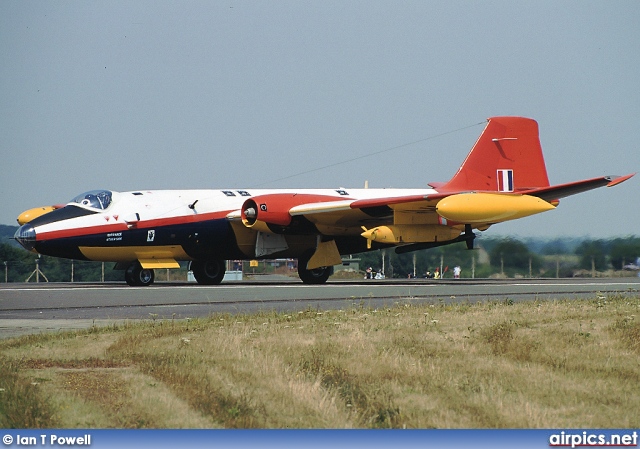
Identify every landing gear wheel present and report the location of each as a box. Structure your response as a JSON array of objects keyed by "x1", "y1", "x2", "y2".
[
  {"x1": 191, "y1": 260, "x2": 225, "y2": 285},
  {"x1": 297, "y1": 251, "x2": 332, "y2": 284},
  {"x1": 125, "y1": 261, "x2": 155, "y2": 287}
]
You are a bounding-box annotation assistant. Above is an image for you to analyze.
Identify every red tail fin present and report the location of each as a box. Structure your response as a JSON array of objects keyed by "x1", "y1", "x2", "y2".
[{"x1": 440, "y1": 117, "x2": 550, "y2": 192}]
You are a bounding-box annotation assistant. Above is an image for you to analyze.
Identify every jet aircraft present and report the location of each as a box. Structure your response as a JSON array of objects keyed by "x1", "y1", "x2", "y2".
[{"x1": 14, "y1": 117, "x2": 633, "y2": 286}]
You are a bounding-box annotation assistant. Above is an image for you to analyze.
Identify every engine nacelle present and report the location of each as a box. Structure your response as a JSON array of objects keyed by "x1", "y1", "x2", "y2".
[
  {"x1": 241, "y1": 197, "x2": 293, "y2": 229},
  {"x1": 241, "y1": 193, "x2": 342, "y2": 232}
]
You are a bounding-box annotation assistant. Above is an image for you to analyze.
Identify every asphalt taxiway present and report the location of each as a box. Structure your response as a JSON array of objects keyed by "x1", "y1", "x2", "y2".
[{"x1": 1, "y1": 277, "x2": 639, "y2": 338}]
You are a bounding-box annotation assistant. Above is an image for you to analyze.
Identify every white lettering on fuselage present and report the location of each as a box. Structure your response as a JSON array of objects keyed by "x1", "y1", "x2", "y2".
[{"x1": 106, "y1": 232, "x2": 122, "y2": 242}]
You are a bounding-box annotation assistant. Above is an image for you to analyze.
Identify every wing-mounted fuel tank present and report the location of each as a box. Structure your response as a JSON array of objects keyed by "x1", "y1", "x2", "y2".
[
  {"x1": 360, "y1": 224, "x2": 461, "y2": 249},
  {"x1": 435, "y1": 193, "x2": 555, "y2": 223},
  {"x1": 240, "y1": 193, "x2": 338, "y2": 234}
]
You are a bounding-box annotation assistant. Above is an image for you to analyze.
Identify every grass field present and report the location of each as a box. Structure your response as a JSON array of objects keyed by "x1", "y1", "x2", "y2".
[{"x1": 1, "y1": 294, "x2": 639, "y2": 428}]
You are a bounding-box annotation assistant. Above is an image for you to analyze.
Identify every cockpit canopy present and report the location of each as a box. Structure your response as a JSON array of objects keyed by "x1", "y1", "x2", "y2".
[{"x1": 70, "y1": 190, "x2": 113, "y2": 210}]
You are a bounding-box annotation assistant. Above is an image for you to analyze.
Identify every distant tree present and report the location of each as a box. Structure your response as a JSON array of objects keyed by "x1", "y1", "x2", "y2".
[
  {"x1": 608, "y1": 237, "x2": 640, "y2": 270},
  {"x1": 489, "y1": 238, "x2": 540, "y2": 274},
  {"x1": 353, "y1": 241, "x2": 479, "y2": 279},
  {"x1": 575, "y1": 240, "x2": 608, "y2": 271},
  {"x1": 0, "y1": 225, "x2": 19, "y2": 244},
  {"x1": 356, "y1": 250, "x2": 386, "y2": 276},
  {"x1": 0, "y1": 242, "x2": 123, "y2": 283},
  {"x1": 0, "y1": 243, "x2": 35, "y2": 282},
  {"x1": 476, "y1": 236, "x2": 501, "y2": 254},
  {"x1": 541, "y1": 239, "x2": 571, "y2": 255},
  {"x1": 389, "y1": 249, "x2": 444, "y2": 278}
]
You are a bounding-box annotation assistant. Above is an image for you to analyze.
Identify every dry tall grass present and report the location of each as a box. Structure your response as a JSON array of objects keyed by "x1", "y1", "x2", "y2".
[{"x1": 1, "y1": 294, "x2": 639, "y2": 428}]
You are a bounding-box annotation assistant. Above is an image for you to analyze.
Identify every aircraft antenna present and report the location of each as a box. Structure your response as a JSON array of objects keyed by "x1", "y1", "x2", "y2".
[{"x1": 250, "y1": 120, "x2": 486, "y2": 187}]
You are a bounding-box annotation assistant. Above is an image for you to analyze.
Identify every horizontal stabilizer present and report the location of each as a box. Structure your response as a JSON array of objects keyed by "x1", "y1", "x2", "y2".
[{"x1": 524, "y1": 174, "x2": 634, "y2": 201}]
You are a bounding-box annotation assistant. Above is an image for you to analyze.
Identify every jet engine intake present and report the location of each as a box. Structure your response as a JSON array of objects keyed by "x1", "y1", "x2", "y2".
[{"x1": 241, "y1": 198, "x2": 292, "y2": 229}]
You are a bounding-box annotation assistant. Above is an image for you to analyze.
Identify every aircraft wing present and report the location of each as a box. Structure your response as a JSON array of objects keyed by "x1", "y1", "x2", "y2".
[
  {"x1": 292, "y1": 173, "x2": 635, "y2": 219},
  {"x1": 227, "y1": 193, "x2": 439, "y2": 233},
  {"x1": 289, "y1": 194, "x2": 431, "y2": 216},
  {"x1": 233, "y1": 172, "x2": 635, "y2": 232},
  {"x1": 286, "y1": 195, "x2": 438, "y2": 231},
  {"x1": 288, "y1": 191, "x2": 541, "y2": 230}
]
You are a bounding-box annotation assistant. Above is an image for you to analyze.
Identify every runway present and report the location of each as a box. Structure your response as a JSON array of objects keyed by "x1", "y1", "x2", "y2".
[{"x1": 1, "y1": 277, "x2": 639, "y2": 338}]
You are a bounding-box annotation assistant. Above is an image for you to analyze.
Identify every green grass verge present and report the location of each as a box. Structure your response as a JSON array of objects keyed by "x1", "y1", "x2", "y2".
[{"x1": 1, "y1": 294, "x2": 639, "y2": 428}]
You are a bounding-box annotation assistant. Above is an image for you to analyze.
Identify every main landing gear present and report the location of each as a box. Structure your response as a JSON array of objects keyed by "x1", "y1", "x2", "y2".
[
  {"x1": 123, "y1": 260, "x2": 226, "y2": 286},
  {"x1": 123, "y1": 257, "x2": 330, "y2": 286},
  {"x1": 297, "y1": 251, "x2": 332, "y2": 284},
  {"x1": 125, "y1": 261, "x2": 155, "y2": 287},
  {"x1": 190, "y1": 260, "x2": 225, "y2": 285}
]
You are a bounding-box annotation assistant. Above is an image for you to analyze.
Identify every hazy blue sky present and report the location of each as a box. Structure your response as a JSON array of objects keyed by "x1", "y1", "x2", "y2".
[{"x1": 1, "y1": 1, "x2": 638, "y2": 238}]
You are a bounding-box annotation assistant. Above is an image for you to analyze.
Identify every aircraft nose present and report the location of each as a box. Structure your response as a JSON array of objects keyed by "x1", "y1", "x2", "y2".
[{"x1": 14, "y1": 224, "x2": 36, "y2": 251}]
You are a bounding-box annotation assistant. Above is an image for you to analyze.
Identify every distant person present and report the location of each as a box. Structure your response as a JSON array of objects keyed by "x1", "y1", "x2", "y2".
[
  {"x1": 434, "y1": 267, "x2": 440, "y2": 279},
  {"x1": 453, "y1": 265, "x2": 461, "y2": 279}
]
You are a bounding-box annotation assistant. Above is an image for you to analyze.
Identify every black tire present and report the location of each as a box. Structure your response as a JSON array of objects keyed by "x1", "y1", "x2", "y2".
[
  {"x1": 297, "y1": 251, "x2": 332, "y2": 284},
  {"x1": 125, "y1": 261, "x2": 155, "y2": 287},
  {"x1": 191, "y1": 260, "x2": 225, "y2": 285}
]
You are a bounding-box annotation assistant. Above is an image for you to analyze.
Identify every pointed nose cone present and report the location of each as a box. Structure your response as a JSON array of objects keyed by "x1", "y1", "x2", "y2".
[{"x1": 14, "y1": 224, "x2": 36, "y2": 251}]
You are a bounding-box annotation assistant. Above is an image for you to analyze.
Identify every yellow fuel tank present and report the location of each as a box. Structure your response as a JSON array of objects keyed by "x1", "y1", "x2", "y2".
[
  {"x1": 436, "y1": 193, "x2": 555, "y2": 224},
  {"x1": 361, "y1": 224, "x2": 460, "y2": 247}
]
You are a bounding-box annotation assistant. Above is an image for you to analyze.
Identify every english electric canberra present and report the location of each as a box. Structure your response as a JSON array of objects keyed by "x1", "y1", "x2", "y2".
[{"x1": 14, "y1": 117, "x2": 633, "y2": 286}]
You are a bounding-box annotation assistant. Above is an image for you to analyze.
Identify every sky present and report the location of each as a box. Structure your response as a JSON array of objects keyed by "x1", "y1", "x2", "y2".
[{"x1": 1, "y1": 1, "x2": 638, "y2": 238}]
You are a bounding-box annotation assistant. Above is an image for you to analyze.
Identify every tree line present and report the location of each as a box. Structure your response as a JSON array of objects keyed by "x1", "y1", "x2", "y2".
[
  {"x1": 350, "y1": 236, "x2": 640, "y2": 279},
  {"x1": 2, "y1": 224, "x2": 639, "y2": 282}
]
